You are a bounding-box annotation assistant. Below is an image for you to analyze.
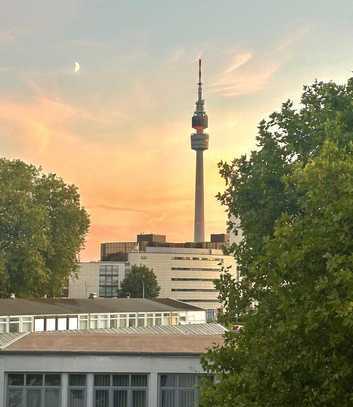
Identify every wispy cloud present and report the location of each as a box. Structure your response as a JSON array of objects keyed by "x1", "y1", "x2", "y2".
[
  {"x1": 275, "y1": 25, "x2": 312, "y2": 53},
  {"x1": 224, "y1": 52, "x2": 253, "y2": 74},
  {"x1": 211, "y1": 56, "x2": 280, "y2": 97},
  {"x1": 210, "y1": 25, "x2": 311, "y2": 98},
  {"x1": 92, "y1": 204, "x2": 148, "y2": 214}
]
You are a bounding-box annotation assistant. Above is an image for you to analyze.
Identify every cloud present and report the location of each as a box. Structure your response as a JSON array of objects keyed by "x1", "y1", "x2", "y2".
[
  {"x1": 224, "y1": 52, "x2": 253, "y2": 74},
  {"x1": 275, "y1": 25, "x2": 312, "y2": 53},
  {"x1": 92, "y1": 204, "x2": 148, "y2": 214},
  {"x1": 0, "y1": 91, "x2": 204, "y2": 261},
  {"x1": 211, "y1": 59, "x2": 280, "y2": 97},
  {"x1": 210, "y1": 25, "x2": 311, "y2": 98}
]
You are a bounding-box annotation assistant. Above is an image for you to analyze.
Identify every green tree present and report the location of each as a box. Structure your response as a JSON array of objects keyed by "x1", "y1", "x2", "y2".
[
  {"x1": 0, "y1": 159, "x2": 90, "y2": 297},
  {"x1": 201, "y1": 77, "x2": 353, "y2": 406},
  {"x1": 120, "y1": 265, "x2": 160, "y2": 298}
]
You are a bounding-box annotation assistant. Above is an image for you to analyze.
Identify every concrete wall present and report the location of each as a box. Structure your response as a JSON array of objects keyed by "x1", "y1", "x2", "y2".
[
  {"x1": 69, "y1": 262, "x2": 126, "y2": 298},
  {"x1": 69, "y1": 262, "x2": 100, "y2": 298},
  {"x1": 0, "y1": 353, "x2": 204, "y2": 407}
]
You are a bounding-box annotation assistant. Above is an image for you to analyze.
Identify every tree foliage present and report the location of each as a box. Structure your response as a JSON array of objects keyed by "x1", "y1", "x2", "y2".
[
  {"x1": 201, "y1": 77, "x2": 353, "y2": 406},
  {"x1": 120, "y1": 264, "x2": 161, "y2": 298},
  {"x1": 0, "y1": 159, "x2": 90, "y2": 297}
]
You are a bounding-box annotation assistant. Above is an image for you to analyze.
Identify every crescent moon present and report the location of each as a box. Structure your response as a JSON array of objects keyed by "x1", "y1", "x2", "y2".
[{"x1": 74, "y1": 62, "x2": 80, "y2": 73}]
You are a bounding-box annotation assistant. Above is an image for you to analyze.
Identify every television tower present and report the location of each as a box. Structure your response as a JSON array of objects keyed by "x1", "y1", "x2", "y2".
[{"x1": 191, "y1": 59, "x2": 209, "y2": 242}]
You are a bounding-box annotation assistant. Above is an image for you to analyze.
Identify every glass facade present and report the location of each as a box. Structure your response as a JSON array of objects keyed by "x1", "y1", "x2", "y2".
[
  {"x1": 69, "y1": 374, "x2": 87, "y2": 407},
  {"x1": 99, "y1": 264, "x2": 123, "y2": 298},
  {"x1": 5, "y1": 373, "x2": 208, "y2": 407},
  {"x1": 159, "y1": 374, "x2": 211, "y2": 407},
  {"x1": 100, "y1": 242, "x2": 137, "y2": 261},
  {"x1": 7, "y1": 373, "x2": 61, "y2": 407},
  {"x1": 94, "y1": 374, "x2": 148, "y2": 407}
]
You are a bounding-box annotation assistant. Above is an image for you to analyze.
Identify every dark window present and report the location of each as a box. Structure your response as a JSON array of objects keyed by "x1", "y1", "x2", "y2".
[
  {"x1": 69, "y1": 389, "x2": 85, "y2": 407},
  {"x1": 45, "y1": 374, "x2": 61, "y2": 387},
  {"x1": 8, "y1": 374, "x2": 24, "y2": 386},
  {"x1": 113, "y1": 375, "x2": 129, "y2": 387},
  {"x1": 131, "y1": 375, "x2": 147, "y2": 387},
  {"x1": 69, "y1": 375, "x2": 86, "y2": 407},
  {"x1": 69, "y1": 375, "x2": 86, "y2": 387},
  {"x1": 26, "y1": 374, "x2": 43, "y2": 386},
  {"x1": 95, "y1": 375, "x2": 110, "y2": 387},
  {"x1": 94, "y1": 374, "x2": 148, "y2": 407},
  {"x1": 159, "y1": 374, "x2": 211, "y2": 407},
  {"x1": 7, "y1": 373, "x2": 61, "y2": 407}
]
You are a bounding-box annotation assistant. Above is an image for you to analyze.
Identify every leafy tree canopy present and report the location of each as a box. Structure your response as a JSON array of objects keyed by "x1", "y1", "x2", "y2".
[
  {"x1": 0, "y1": 159, "x2": 90, "y2": 298},
  {"x1": 120, "y1": 264, "x2": 161, "y2": 299},
  {"x1": 201, "y1": 77, "x2": 353, "y2": 406}
]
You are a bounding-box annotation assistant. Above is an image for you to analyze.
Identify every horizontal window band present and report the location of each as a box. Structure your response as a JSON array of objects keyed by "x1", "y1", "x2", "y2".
[
  {"x1": 172, "y1": 268, "x2": 221, "y2": 271},
  {"x1": 171, "y1": 278, "x2": 217, "y2": 282},
  {"x1": 172, "y1": 289, "x2": 218, "y2": 292},
  {"x1": 177, "y1": 299, "x2": 219, "y2": 302}
]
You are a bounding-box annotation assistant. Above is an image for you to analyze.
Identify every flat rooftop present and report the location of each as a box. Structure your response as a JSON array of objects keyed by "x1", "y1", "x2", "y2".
[
  {"x1": 0, "y1": 324, "x2": 225, "y2": 355},
  {"x1": 0, "y1": 297, "x2": 204, "y2": 317}
]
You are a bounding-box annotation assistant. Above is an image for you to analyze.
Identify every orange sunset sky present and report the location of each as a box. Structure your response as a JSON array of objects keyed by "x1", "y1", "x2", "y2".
[{"x1": 1, "y1": 1, "x2": 353, "y2": 260}]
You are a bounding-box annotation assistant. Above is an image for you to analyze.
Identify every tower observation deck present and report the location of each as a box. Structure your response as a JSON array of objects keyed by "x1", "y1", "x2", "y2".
[{"x1": 191, "y1": 59, "x2": 209, "y2": 242}]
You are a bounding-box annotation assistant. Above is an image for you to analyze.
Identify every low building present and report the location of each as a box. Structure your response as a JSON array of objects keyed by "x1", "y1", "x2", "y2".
[
  {"x1": 0, "y1": 323, "x2": 225, "y2": 407},
  {"x1": 0, "y1": 298, "x2": 206, "y2": 334}
]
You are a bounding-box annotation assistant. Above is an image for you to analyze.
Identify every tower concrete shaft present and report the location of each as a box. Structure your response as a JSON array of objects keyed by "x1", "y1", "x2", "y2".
[
  {"x1": 194, "y1": 150, "x2": 205, "y2": 242},
  {"x1": 191, "y1": 59, "x2": 209, "y2": 243}
]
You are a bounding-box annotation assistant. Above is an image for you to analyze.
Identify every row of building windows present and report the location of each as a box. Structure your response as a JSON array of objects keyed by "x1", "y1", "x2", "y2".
[
  {"x1": 6, "y1": 373, "x2": 209, "y2": 407},
  {"x1": 171, "y1": 278, "x2": 216, "y2": 282},
  {"x1": 172, "y1": 257, "x2": 224, "y2": 262},
  {"x1": 172, "y1": 289, "x2": 218, "y2": 293},
  {"x1": 0, "y1": 312, "x2": 182, "y2": 334},
  {"x1": 171, "y1": 267, "x2": 221, "y2": 272},
  {"x1": 178, "y1": 299, "x2": 219, "y2": 303}
]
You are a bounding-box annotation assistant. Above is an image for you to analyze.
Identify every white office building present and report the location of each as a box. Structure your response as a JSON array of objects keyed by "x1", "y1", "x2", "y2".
[
  {"x1": 69, "y1": 248, "x2": 236, "y2": 318},
  {"x1": 128, "y1": 246, "x2": 236, "y2": 313}
]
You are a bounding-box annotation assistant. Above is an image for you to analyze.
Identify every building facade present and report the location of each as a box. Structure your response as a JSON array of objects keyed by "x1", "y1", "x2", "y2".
[
  {"x1": 68, "y1": 251, "x2": 235, "y2": 316},
  {"x1": 0, "y1": 324, "x2": 224, "y2": 407},
  {"x1": 69, "y1": 262, "x2": 127, "y2": 299},
  {"x1": 128, "y1": 246, "x2": 236, "y2": 313}
]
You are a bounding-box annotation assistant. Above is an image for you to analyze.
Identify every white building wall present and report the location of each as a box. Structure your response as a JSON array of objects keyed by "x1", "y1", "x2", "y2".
[{"x1": 128, "y1": 247, "x2": 236, "y2": 310}]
